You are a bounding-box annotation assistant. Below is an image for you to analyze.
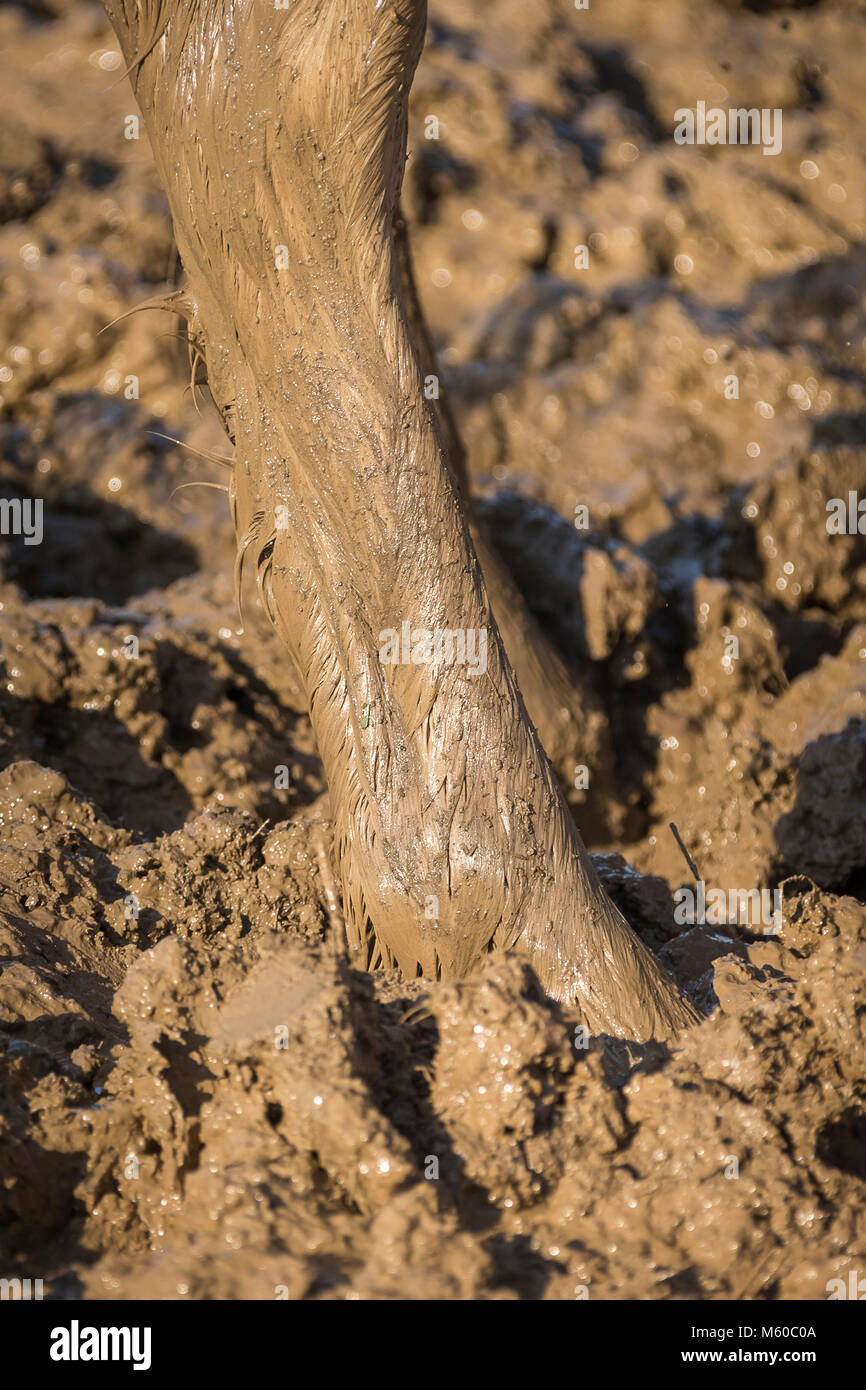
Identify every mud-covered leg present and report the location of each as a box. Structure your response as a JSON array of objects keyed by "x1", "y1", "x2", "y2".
[{"x1": 100, "y1": 0, "x2": 696, "y2": 1040}]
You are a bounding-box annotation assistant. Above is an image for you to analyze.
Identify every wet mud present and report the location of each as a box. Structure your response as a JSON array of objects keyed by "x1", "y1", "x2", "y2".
[{"x1": 0, "y1": 0, "x2": 864, "y2": 1299}]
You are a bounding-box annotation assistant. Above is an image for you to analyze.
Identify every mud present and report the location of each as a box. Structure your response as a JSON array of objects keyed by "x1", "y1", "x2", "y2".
[{"x1": 0, "y1": 0, "x2": 864, "y2": 1299}]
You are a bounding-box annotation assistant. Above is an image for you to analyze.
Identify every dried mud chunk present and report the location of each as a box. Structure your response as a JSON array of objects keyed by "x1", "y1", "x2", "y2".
[
  {"x1": 0, "y1": 1108, "x2": 85, "y2": 1250},
  {"x1": 647, "y1": 722, "x2": 796, "y2": 894},
  {"x1": 0, "y1": 764, "x2": 133, "y2": 959},
  {"x1": 579, "y1": 543, "x2": 658, "y2": 661},
  {"x1": 620, "y1": 963, "x2": 865, "y2": 1298},
  {"x1": 0, "y1": 610, "x2": 190, "y2": 837},
  {"x1": 80, "y1": 937, "x2": 239, "y2": 1252},
  {"x1": 710, "y1": 950, "x2": 794, "y2": 1017},
  {"x1": 760, "y1": 624, "x2": 866, "y2": 757},
  {"x1": 113, "y1": 934, "x2": 223, "y2": 1043},
  {"x1": 0, "y1": 761, "x2": 116, "y2": 843},
  {"x1": 659, "y1": 928, "x2": 750, "y2": 1010},
  {"x1": 0, "y1": 1024, "x2": 93, "y2": 1253},
  {"x1": 688, "y1": 575, "x2": 787, "y2": 720},
  {"x1": 192, "y1": 939, "x2": 414, "y2": 1226},
  {"x1": 1, "y1": 597, "x2": 314, "y2": 836},
  {"x1": 0, "y1": 959, "x2": 89, "y2": 1024},
  {"x1": 723, "y1": 450, "x2": 866, "y2": 615},
  {"x1": 347, "y1": 1187, "x2": 497, "y2": 1300},
  {"x1": 428, "y1": 954, "x2": 578, "y2": 1206},
  {"x1": 776, "y1": 876, "x2": 866, "y2": 957},
  {"x1": 111, "y1": 808, "x2": 319, "y2": 942},
  {"x1": 775, "y1": 717, "x2": 866, "y2": 888},
  {"x1": 0, "y1": 606, "x2": 69, "y2": 705},
  {"x1": 479, "y1": 490, "x2": 658, "y2": 660}
]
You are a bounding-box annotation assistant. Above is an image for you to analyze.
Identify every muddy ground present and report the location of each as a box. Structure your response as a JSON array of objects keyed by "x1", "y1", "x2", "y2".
[{"x1": 0, "y1": 0, "x2": 865, "y2": 1300}]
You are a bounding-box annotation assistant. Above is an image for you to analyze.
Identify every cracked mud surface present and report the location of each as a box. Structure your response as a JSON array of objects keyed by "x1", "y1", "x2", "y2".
[{"x1": 0, "y1": 0, "x2": 864, "y2": 1299}]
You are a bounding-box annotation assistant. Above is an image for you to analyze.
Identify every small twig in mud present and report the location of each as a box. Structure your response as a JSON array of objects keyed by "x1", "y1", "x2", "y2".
[
  {"x1": 312, "y1": 828, "x2": 348, "y2": 959},
  {"x1": 668, "y1": 821, "x2": 702, "y2": 885}
]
